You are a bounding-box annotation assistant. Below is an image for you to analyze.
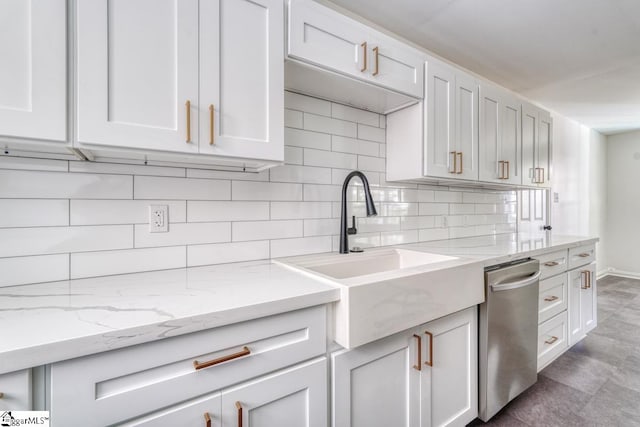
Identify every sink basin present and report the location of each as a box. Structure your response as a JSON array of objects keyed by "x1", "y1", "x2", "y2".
[
  {"x1": 300, "y1": 249, "x2": 457, "y2": 280},
  {"x1": 275, "y1": 248, "x2": 484, "y2": 348}
]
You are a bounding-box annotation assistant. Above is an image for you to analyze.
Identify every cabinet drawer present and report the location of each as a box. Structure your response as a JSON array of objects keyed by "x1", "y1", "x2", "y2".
[
  {"x1": 537, "y1": 311, "x2": 568, "y2": 372},
  {"x1": 537, "y1": 250, "x2": 568, "y2": 280},
  {"x1": 568, "y1": 244, "x2": 595, "y2": 270},
  {"x1": 0, "y1": 369, "x2": 31, "y2": 411},
  {"x1": 51, "y1": 306, "x2": 326, "y2": 427},
  {"x1": 539, "y1": 275, "x2": 568, "y2": 324}
]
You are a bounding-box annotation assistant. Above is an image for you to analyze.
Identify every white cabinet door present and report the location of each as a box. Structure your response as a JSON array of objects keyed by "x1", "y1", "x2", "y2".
[
  {"x1": 425, "y1": 58, "x2": 456, "y2": 179},
  {"x1": 0, "y1": 0, "x2": 66, "y2": 141},
  {"x1": 221, "y1": 358, "x2": 327, "y2": 427},
  {"x1": 537, "y1": 110, "x2": 553, "y2": 188},
  {"x1": 0, "y1": 369, "x2": 32, "y2": 411},
  {"x1": 367, "y1": 34, "x2": 425, "y2": 98},
  {"x1": 479, "y1": 85, "x2": 521, "y2": 185},
  {"x1": 569, "y1": 264, "x2": 597, "y2": 345},
  {"x1": 333, "y1": 332, "x2": 420, "y2": 427},
  {"x1": 288, "y1": 0, "x2": 368, "y2": 80},
  {"x1": 421, "y1": 307, "x2": 477, "y2": 427},
  {"x1": 76, "y1": 0, "x2": 199, "y2": 153},
  {"x1": 200, "y1": 0, "x2": 283, "y2": 162},
  {"x1": 454, "y1": 72, "x2": 479, "y2": 181},
  {"x1": 521, "y1": 102, "x2": 538, "y2": 186}
]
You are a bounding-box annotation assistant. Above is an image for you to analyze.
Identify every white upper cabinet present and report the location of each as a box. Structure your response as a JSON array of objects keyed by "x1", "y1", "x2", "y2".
[
  {"x1": 0, "y1": 0, "x2": 66, "y2": 141},
  {"x1": 287, "y1": 0, "x2": 425, "y2": 99},
  {"x1": 479, "y1": 83, "x2": 522, "y2": 185},
  {"x1": 453, "y1": 71, "x2": 480, "y2": 181},
  {"x1": 76, "y1": 0, "x2": 283, "y2": 165},
  {"x1": 76, "y1": 0, "x2": 199, "y2": 153},
  {"x1": 199, "y1": 0, "x2": 283, "y2": 162},
  {"x1": 522, "y1": 102, "x2": 552, "y2": 188}
]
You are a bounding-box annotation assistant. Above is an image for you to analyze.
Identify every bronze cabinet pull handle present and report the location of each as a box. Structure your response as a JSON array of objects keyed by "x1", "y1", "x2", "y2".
[
  {"x1": 236, "y1": 402, "x2": 243, "y2": 427},
  {"x1": 581, "y1": 271, "x2": 589, "y2": 289},
  {"x1": 505, "y1": 160, "x2": 510, "y2": 179},
  {"x1": 361, "y1": 42, "x2": 367, "y2": 72},
  {"x1": 193, "y1": 346, "x2": 250, "y2": 370},
  {"x1": 498, "y1": 161, "x2": 505, "y2": 179},
  {"x1": 204, "y1": 412, "x2": 211, "y2": 427},
  {"x1": 544, "y1": 261, "x2": 559, "y2": 267},
  {"x1": 372, "y1": 46, "x2": 379, "y2": 76},
  {"x1": 450, "y1": 151, "x2": 457, "y2": 174},
  {"x1": 545, "y1": 336, "x2": 558, "y2": 345},
  {"x1": 424, "y1": 331, "x2": 433, "y2": 367},
  {"x1": 186, "y1": 100, "x2": 191, "y2": 143},
  {"x1": 457, "y1": 152, "x2": 463, "y2": 174},
  {"x1": 587, "y1": 270, "x2": 592, "y2": 289},
  {"x1": 544, "y1": 295, "x2": 559, "y2": 302},
  {"x1": 209, "y1": 104, "x2": 215, "y2": 145},
  {"x1": 413, "y1": 334, "x2": 422, "y2": 371},
  {"x1": 578, "y1": 253, "x2": 590, "y2": 258},
  {"x1": 0, "y1": 392, "x2": 4, "y2": 399}
]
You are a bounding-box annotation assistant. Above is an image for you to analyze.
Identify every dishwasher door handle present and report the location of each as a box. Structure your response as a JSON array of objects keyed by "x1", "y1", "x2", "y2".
[{"x1": 491, "y1": 271, "x2": 541, "y2": 292}]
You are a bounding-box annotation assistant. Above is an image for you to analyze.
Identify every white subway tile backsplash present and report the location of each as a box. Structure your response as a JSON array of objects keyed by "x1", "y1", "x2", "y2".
[
  {"x1": 0, "y1": 200, "x2": 69, "y2": 228},
  {"x1": 0, "y1": 170, "x2": 132, "y2": 199},
  {"x1": 69, "y1": 161, "x2": 185, "y2": 177},
  {"x1": 285, "y1": 128, "x2": 331, "y2": 150},
  {"x1": 0, "y1": 225, "x2": 132, "y2": 257},
  {"x1": 233, "y1": 220, "x2": 302, "y2": 242},
  {"x1": 71, "y1": 246, "x2": 186, "y2": 279},
  {"x1": 135, "y1": 176, "x2": 230, "y2": 200},
  {"x1": 0, "y1": 156, "x2": 68, "y2": 172},
  {"x1": 303, "y1": 218, "x2": 340, "y2": 236},
  {"x1": 284, "y1": 146, "x2": 303, "y2": 165},
  {"x1": 71, "y1": 200, "x2": 186, "y2": 225},
  {"x1": 270, "y1": 202, "x2": 332, "y2": 220},
  {"x1": 358, "y1": 155, "x2": 386, "y2": 173},
  {"x1": 285, "y1": 92, "x2": 331, "y2": 116},
  {"x1": 270, "y1": 165, "x2": 332, "y2": 184},
  {"x1": 271, "y1": 236, "x2": 332, "y2": 258},
  {"x1": 186, "y1": 168, "x2": 269, "y2": 181},
  {"x1": 304, "y1": 148, "x2": 357, "y2": 169},
  {"x1": 331, "y1": 103, "x2": 379, "y2": 127},
  {"x1": 188, "y1": 240, "x2": 270, "y2": 267},
  {"x1": 284, "y1": 109, "x2": 304, "y2": 128},
  {"x1": 1, "y1": 92, "x2": 516, "y2": 286},
  {"x1": 233, "y1": 181, "x2": 302, "y2": 201},
  {"x1": 187, "y1": 201, "x2": 269, "y2": 222},
  {"x1": 0, "y1": 254, "x2": 69, "y2": 287},
  {"x1": 135, "y1": 222, "x2": 230, "y2": 248},
  {"x1": 304, "y1": 113, "x2": 357, "y2": 138},
  {"x1": 357, "y1": 123, "x2": 385, "y2": 142}
]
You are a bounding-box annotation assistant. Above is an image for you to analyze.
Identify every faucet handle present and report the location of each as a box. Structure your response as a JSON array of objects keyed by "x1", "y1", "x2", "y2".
[{"x1": 347, "y1": 215, "x2": 357, "y2": 235}]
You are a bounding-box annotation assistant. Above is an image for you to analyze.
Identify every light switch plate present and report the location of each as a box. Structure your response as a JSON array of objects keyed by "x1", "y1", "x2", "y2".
[{"x1": 149, "y1": 205, "x2": 169, "y2": 233}]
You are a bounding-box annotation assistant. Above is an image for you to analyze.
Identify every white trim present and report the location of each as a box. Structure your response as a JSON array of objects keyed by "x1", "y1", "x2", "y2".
[{"x1": 601, "y1": 268, "x2": 640, "y2": 280}]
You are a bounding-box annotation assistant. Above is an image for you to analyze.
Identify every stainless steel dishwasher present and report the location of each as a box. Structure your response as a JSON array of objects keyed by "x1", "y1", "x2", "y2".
[{"x1": 479, "y1": 258, "x2": 541, "y2": 421}]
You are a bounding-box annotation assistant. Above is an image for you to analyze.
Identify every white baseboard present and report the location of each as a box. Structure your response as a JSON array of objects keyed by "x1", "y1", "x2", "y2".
[{"x1": 601, "y1": 268, "x2": 640, "y2": 280}]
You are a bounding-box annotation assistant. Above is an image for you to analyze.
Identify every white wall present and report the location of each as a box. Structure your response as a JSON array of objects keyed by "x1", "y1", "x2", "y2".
[
  {"x1": 0, "y1": 92, "x2": 517, "y2": 287},
  {"x1": 606, "y1": 129, "x2": 640, "y2": 275},
  {"x1": 551, "y1": 113, "x2": 608, "y2": 273}
]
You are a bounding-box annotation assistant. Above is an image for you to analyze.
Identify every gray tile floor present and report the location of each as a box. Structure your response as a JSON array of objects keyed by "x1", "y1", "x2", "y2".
[{"x1": 470, "y1": 275, "x2": 640, "y2": 427}]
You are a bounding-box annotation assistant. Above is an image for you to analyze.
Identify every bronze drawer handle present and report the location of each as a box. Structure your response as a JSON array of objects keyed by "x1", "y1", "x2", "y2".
[
  {"x1": 424, "y1": 331, "x2": 433, "y2": 367},
  {"x1": 236, "y1": 402, "x2": 243, "y2": 427},
  {"x1": 545, "y1": 336, "x2": 558, "y2": 345},
  {"x1": 0, "y1": 392, "x2": 3, "y2": 399},
  {"x1": 204, "y1": 412, "x2": 211, "y2": 427},
  {"x1": 578, "y1": 253, "x2": 591, "y2": 258},
  {"x1": 544, "y1": 295, "x2": 559, "y2": 302},
  {"x1": 544, "y1": 261, "x2": 559, "y2": 267},
  {"x1": 193, "y1": 346, "x2": 250, "y2": 370},
  {"x1": 413, "y1": 334, "x2": 422, "y2": 371}
]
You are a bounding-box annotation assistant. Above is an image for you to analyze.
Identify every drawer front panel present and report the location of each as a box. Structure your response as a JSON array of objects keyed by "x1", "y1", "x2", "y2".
[
  {"x1": 568, "y1": 244, "x2": 595, "y2": 270},
  {"x1": 537, "y1": 249, "x2": 568, "y2": 280},
  {"x1": 51, "y1": 306, "x2": 326, "y2": 427},
  {"x1": 539, "y1": 275, "x2": 568, "y2": 324},
  {"x1": 0, "y1": 369, "x2": 31, "y2": 411},
  {"x1": 537, "y1": 311, "x2": 568, "y2": 372}
]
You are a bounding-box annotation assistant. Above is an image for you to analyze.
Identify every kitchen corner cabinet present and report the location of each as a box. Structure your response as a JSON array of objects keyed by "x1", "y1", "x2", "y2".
[
  {"x1": 333, "y1": 307, "x2": 477, "y2": 427},
  {"x1": 478, "y1": 84, "x2": 522, "y2": 185},
  {"x1": 0, "y1": 0, "x2": 66, "y2": 142},
  {"x1": 76, "y1": 0, "x2": 283, "y2": 164},
  {"x1": 522, "y1": 102, "x2": 552, "y2": 188},
  {"x1": 287, "y1": 0, "x2": 425, "y2": 98}
]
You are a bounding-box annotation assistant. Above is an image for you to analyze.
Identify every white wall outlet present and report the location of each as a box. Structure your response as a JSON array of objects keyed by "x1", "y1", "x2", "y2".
[
  {"x1": 149, "y1": 205, "x2": 169, "y2": 233},
  {"x1": 553, "y1": 192, "x2": 560, "y2": 203}
]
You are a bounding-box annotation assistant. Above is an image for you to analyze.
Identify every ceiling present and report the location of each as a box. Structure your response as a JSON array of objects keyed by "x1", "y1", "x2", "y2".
[{"x1": 328, "y1": 0, "x2": 640, "y2": 135}]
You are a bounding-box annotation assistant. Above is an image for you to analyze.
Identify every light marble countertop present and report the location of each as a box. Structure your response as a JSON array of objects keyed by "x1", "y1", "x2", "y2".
[
  {"x1": 0, "y1": 260, "x2": 340, "y2": 374},
  {"x1": 0, "y1": 232, "x2": 597, "y2": 374}
]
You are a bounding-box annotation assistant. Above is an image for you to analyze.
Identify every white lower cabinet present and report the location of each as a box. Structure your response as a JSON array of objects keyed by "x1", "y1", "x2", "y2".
[
  {"x1": 332, "y1": 307, "x2": 477, "y2": 427},
  {"x1": 569, "y1": 261, "x2": 597, "y2": 345},
  {"x1": 537, "y1": 311, "x2": 568, "y2": 371},
  {"x1": 0, "y1": 369, "x2": 32, "y2": 411}
]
